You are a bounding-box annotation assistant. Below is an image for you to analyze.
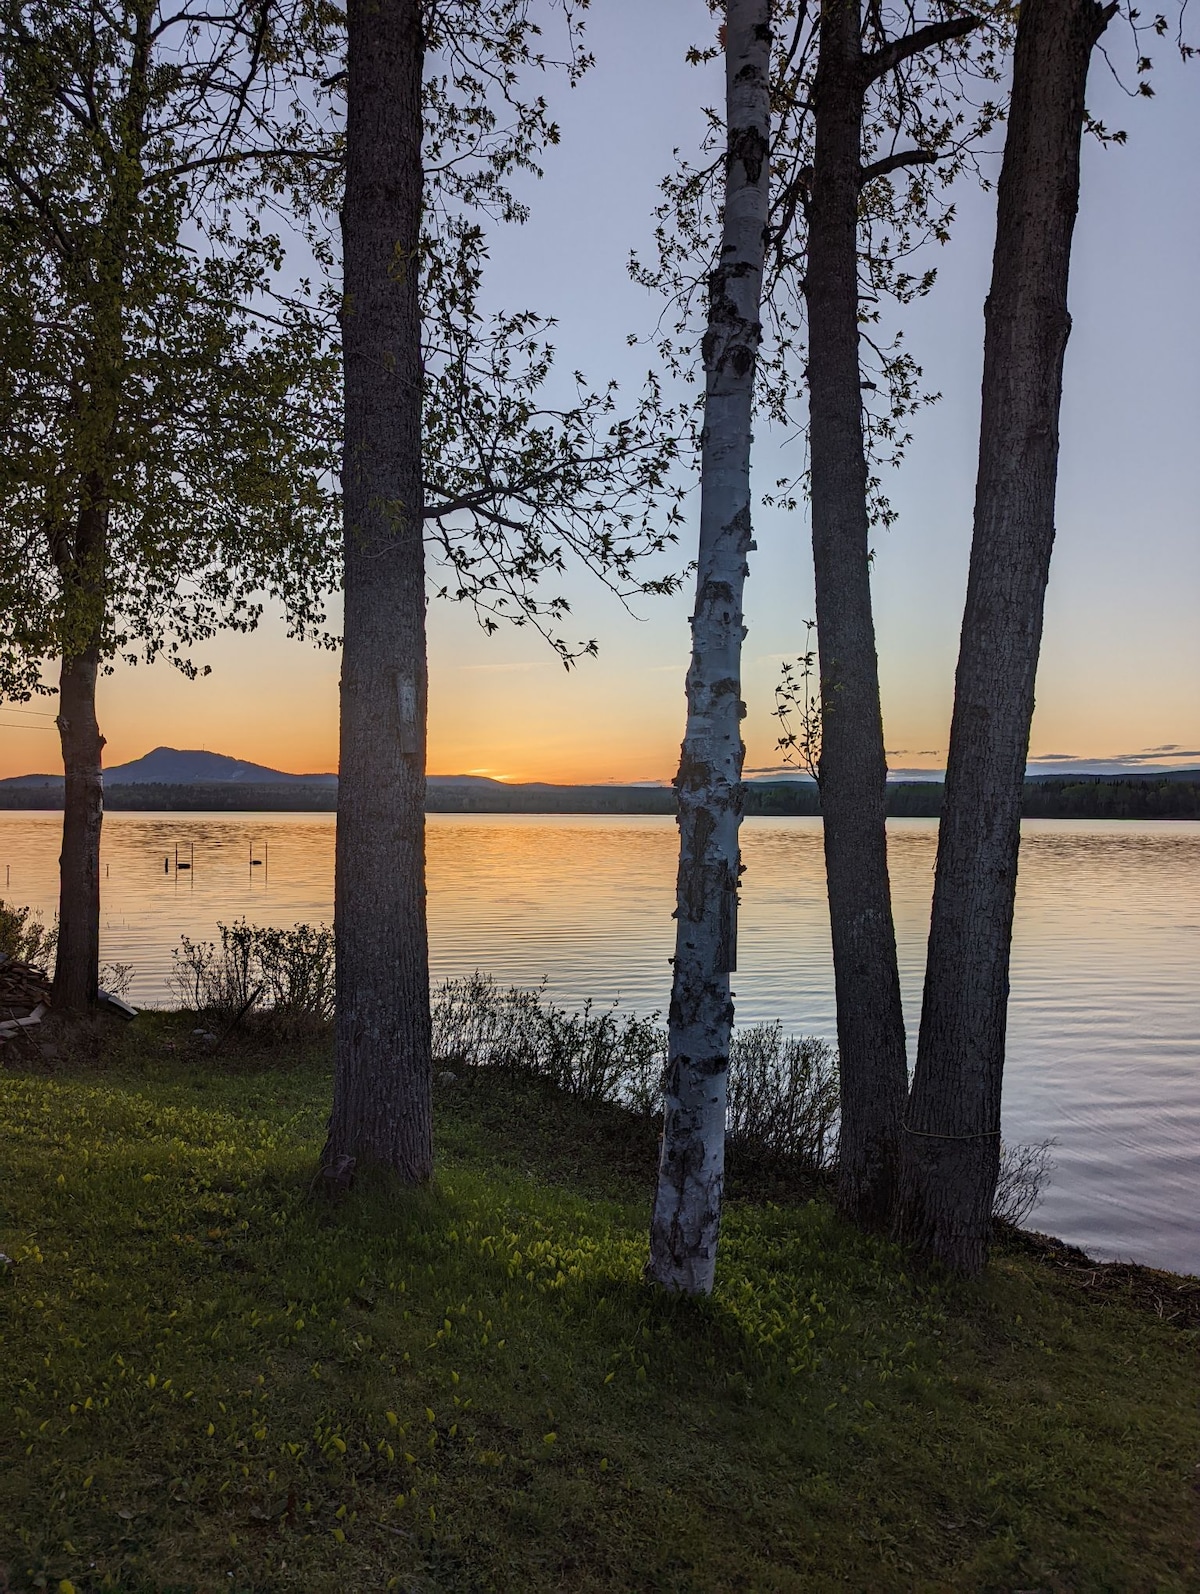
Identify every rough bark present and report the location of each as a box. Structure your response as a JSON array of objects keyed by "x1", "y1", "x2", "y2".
[
  {"x1": 896, "y1": 0, "x2": 1115, "y2": 1275},
  {"x1": 52, "y1": 635, "x2": 105, "y2": 1015},
  {"x1": 47, "y1": 16, "x2": 144, "y2": 1016},
  {"x1": 647, "y1": 0, "x2": 772, "y2": 1295},
  {"x1": 804, "y1": 0, "x2": 908, "y2": 1229},
  {"x1": 324, "y1": 0, "x2": 433, "y2": 1181}
]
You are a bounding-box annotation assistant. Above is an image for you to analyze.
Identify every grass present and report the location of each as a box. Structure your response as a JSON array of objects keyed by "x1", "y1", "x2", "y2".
[{"x1": 1, "y1": 1017, "x2": 1197, "y2": 1593}]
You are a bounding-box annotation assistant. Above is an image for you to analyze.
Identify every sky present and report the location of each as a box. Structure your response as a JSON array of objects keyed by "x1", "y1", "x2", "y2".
[{"x1": 2, "y1": 0, "x2": 1197, "y2": 784}]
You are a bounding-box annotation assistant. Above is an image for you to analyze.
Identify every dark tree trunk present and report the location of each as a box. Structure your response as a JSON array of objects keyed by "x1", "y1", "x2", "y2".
[
  {"x1": 51, "y1": 490, "x2": 108, "y2": 1016},
  {"x1": 52, "y1": 642, "x2": 104, "y2": 1013},
  {"x1": 324, "y1": 0, "x2": 433, "y2": 1181},
  {"x1": 47, "y1": 28, "x2": 143, "y2": 1019},
  {"x1": 804, "y1": 0, "x2": 908, "y2": 1230},
  {"x1": 896, "y1": 0, "x2": 1115, "y2": 1275},
  {"x1": 647, "y1": 0, "x2": 772, "y2": 1295}
]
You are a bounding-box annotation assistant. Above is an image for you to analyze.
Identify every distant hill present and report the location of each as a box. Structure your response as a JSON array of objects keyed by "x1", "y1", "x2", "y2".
[
  {"x1": 2, "y1": 773, "x2": 1198, "y2": 818},
  {"x1": 0, "y1": 745, "x2": 512, "y2": 789},
  {"x1": 2, "y1": 745, "x2": 1198, "y2": 818},
  {"x1": 106, "y1": 747, "x2": 339, "y2": 785},
  {"x1": 1025, "y1": 766, "x2": 1200, "y2": 784},
  {"x1": 0, "y1": 746, "x2": 335, "y2": 787}
]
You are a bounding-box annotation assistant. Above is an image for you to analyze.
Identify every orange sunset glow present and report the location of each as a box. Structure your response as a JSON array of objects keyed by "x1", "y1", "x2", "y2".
[{"x1": 2, "y1": 580, "x2": 1197, "y2": 785}]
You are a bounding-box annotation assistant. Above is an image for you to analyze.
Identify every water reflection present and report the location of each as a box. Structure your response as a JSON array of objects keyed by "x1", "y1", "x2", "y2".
[{"x1": 3, "y1": 810, "x2": 1197, "y2": 1274}]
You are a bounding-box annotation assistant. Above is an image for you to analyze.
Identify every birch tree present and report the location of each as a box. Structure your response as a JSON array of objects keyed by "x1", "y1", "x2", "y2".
[
  {"x1": 646, "y1": 0, "x2": 773, "y2": 1295},
  {"x1": 638, "y1": 0, "x2": 1005, "y2": 1235},
  {"x1": 0, "y1": 0, "x2": 340, "y2": 1013},
  {"x1": 896, "y1": 0, "x2": 1119, "y2": 1273}
]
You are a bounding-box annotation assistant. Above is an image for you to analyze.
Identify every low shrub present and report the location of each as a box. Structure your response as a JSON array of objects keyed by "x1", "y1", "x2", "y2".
[
  {"x1": 249, "y1": 922, "x2": 336, "y2": 1033},
  {"x1": 0, "y1": 902, "x2": 131, "y2": 998},
  {"x1": 0, "y1": 898, "x2": 57, "y2": 968},
  {"x1": 994, "y1": 1137, "x2": 1057, "y2": 1228},
  {"x1": 726, "y1": 1022, "x2": 840, "y2": 1169},
  {"x1": 431, "y1": 971, "x2": 546, "y2": 1073},
  {"x1": 170, "y1": 920, "x2": 334, "y2": 1038},
  {"x1": 431, "y1": 973, "x2": 667, "y2": 1112},
  {"x1": 432, "y1": 974, "x2": 838, "y2": 1172},
  {"x1": 164, "y1": 937, "x2": 1050, "y2": 1212},
  {"x1": 98, "y1": 961, "x2": 134, "y2": 999}
]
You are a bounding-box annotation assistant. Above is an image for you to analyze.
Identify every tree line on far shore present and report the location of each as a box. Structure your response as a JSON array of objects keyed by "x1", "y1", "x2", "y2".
[
  {"x1": 1, "y1": 0, "x2": 1192, "y2": 1286},
  {"x1": 3, "y1": 774, "x2": 1198, "y2": 820}
]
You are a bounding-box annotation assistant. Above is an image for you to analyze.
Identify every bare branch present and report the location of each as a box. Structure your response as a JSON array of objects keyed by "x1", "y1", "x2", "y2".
[
  {"x1": 859, "y1": 147, "x2": 937, "y2": 184},
  {"x1": 862, "y1": 15, "x2": 982, "y2": 85}
]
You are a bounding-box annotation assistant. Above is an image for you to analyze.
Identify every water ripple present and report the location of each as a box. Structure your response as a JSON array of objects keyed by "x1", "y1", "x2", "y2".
[{"x1": 3, "y1": 810, "x2": 1197, "y2": 1274}]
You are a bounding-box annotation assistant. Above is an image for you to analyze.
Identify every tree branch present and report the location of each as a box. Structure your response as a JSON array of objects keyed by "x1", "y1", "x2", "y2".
[
  {"x1": 141, "y1": 146, "x2": 341, "y2": 187},
  {"x1": 859, "y1": 147, "x2": 937, "y2": 184},
  {"x1": 771, "y1": 164, "x2": 812, "y2": 264},
  {"x1": 0, "y1": 161, "x2": 76, "y2": 258},
  {"x1": 422, "y1": 443, "x2": 652, "y2": 523},
  {"x1": 861, "y1": 16, "x2": 982, "y2": 85}
]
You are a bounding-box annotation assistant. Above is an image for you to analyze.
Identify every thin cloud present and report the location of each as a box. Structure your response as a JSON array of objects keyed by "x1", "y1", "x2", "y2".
[
  {"x1": 744, "y1": 764, "x2": 817, "y2": 779},
  {"x1": 1028, "y1": 746, "x2": 1200, "y2": 767}
]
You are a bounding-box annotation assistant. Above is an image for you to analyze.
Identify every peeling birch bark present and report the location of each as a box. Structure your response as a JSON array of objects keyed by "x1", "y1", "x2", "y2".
[{"x1": 647, "y1": 0, "x2": 772, "y2": 1295}]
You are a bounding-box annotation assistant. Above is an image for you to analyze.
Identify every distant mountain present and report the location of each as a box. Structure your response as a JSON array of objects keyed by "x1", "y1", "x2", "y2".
[
  {"x1": 0, "y1": 745, "x2": 512, "y2": 788},
  {"x1": 429, "y1": 774, "x2": 509, "y2": 787},
  {"x1": 0, "y1": 772, "x2": 60, "y2": 788},
  {"x1": 104, "y1": 747, "x2": 339, "y2": 785}
]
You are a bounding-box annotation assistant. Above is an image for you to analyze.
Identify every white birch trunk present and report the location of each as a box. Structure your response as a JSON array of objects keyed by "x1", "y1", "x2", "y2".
[{"x1": 647, "y1": 0, "x2": 773, "y2": 1295}]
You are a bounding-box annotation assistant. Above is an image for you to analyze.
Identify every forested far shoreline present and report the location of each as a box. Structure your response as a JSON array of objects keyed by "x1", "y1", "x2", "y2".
[{"x1": 1, "y1": 774, "x2": 1197, "y2": 819}]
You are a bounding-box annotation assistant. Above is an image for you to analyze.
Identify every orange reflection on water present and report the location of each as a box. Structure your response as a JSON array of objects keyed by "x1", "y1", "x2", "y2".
[{"x1": 2, "y1": 810, "x2": 1198, "y2": 1275}]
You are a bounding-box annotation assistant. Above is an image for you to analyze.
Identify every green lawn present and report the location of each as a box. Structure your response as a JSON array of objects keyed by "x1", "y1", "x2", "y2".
[{"x1": 1, "y1": 1018, "x2": 1196, "y2": 1593}]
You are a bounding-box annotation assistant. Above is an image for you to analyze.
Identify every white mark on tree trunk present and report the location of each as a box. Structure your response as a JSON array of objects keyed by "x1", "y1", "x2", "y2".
[{"x1": 396, "y1": 672, "x2": 418, "y2": 754}]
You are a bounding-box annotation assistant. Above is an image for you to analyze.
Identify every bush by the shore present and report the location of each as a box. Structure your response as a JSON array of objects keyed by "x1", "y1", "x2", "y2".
[{"x1": 168, "y1": 932, "x2": 1052, "y2": 1226}]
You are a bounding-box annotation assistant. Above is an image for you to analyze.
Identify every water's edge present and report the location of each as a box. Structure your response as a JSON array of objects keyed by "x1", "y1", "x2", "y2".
[{"x1": 4, "y1": 811, "x2": 1198, "y2": 1275}]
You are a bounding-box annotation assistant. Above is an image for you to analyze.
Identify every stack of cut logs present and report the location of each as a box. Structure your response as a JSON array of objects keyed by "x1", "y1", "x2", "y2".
[{"x1": 0, "y1": 956, "x2": 52, "y2": 1042}]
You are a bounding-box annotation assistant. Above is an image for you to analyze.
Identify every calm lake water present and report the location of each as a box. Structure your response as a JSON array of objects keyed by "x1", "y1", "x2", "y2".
[{"x1": 3, "y1": 809, "x2": 1198, "y2": 1276}]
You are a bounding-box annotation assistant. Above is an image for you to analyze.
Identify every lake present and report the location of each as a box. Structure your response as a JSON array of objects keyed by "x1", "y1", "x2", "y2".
[{"x1": 3, "y1": 809, "x2": 1198, "y2": 1276}]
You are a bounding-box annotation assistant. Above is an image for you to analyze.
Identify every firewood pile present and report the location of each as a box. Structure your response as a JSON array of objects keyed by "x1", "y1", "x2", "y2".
[
  {"x1": 0, "y1": 955, "x2": 52, "y2": 1040},
  {"x1": 0, "y1": 954, "x2": 138, "y2": 1045}
]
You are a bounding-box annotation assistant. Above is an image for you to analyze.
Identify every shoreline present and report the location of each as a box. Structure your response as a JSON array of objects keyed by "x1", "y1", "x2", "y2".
[
  {"x1": 5, "y1": 1002, "x2": 1198, "y2": 1299},
  {"x1": 996, "y1": 1223, "x2": 1200, "y2": 1325}
]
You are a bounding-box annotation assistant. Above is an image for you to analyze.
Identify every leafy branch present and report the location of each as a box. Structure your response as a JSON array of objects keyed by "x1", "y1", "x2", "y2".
[{"x1": 773, "y1": 620, "x2": 822, "y2": 782}]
